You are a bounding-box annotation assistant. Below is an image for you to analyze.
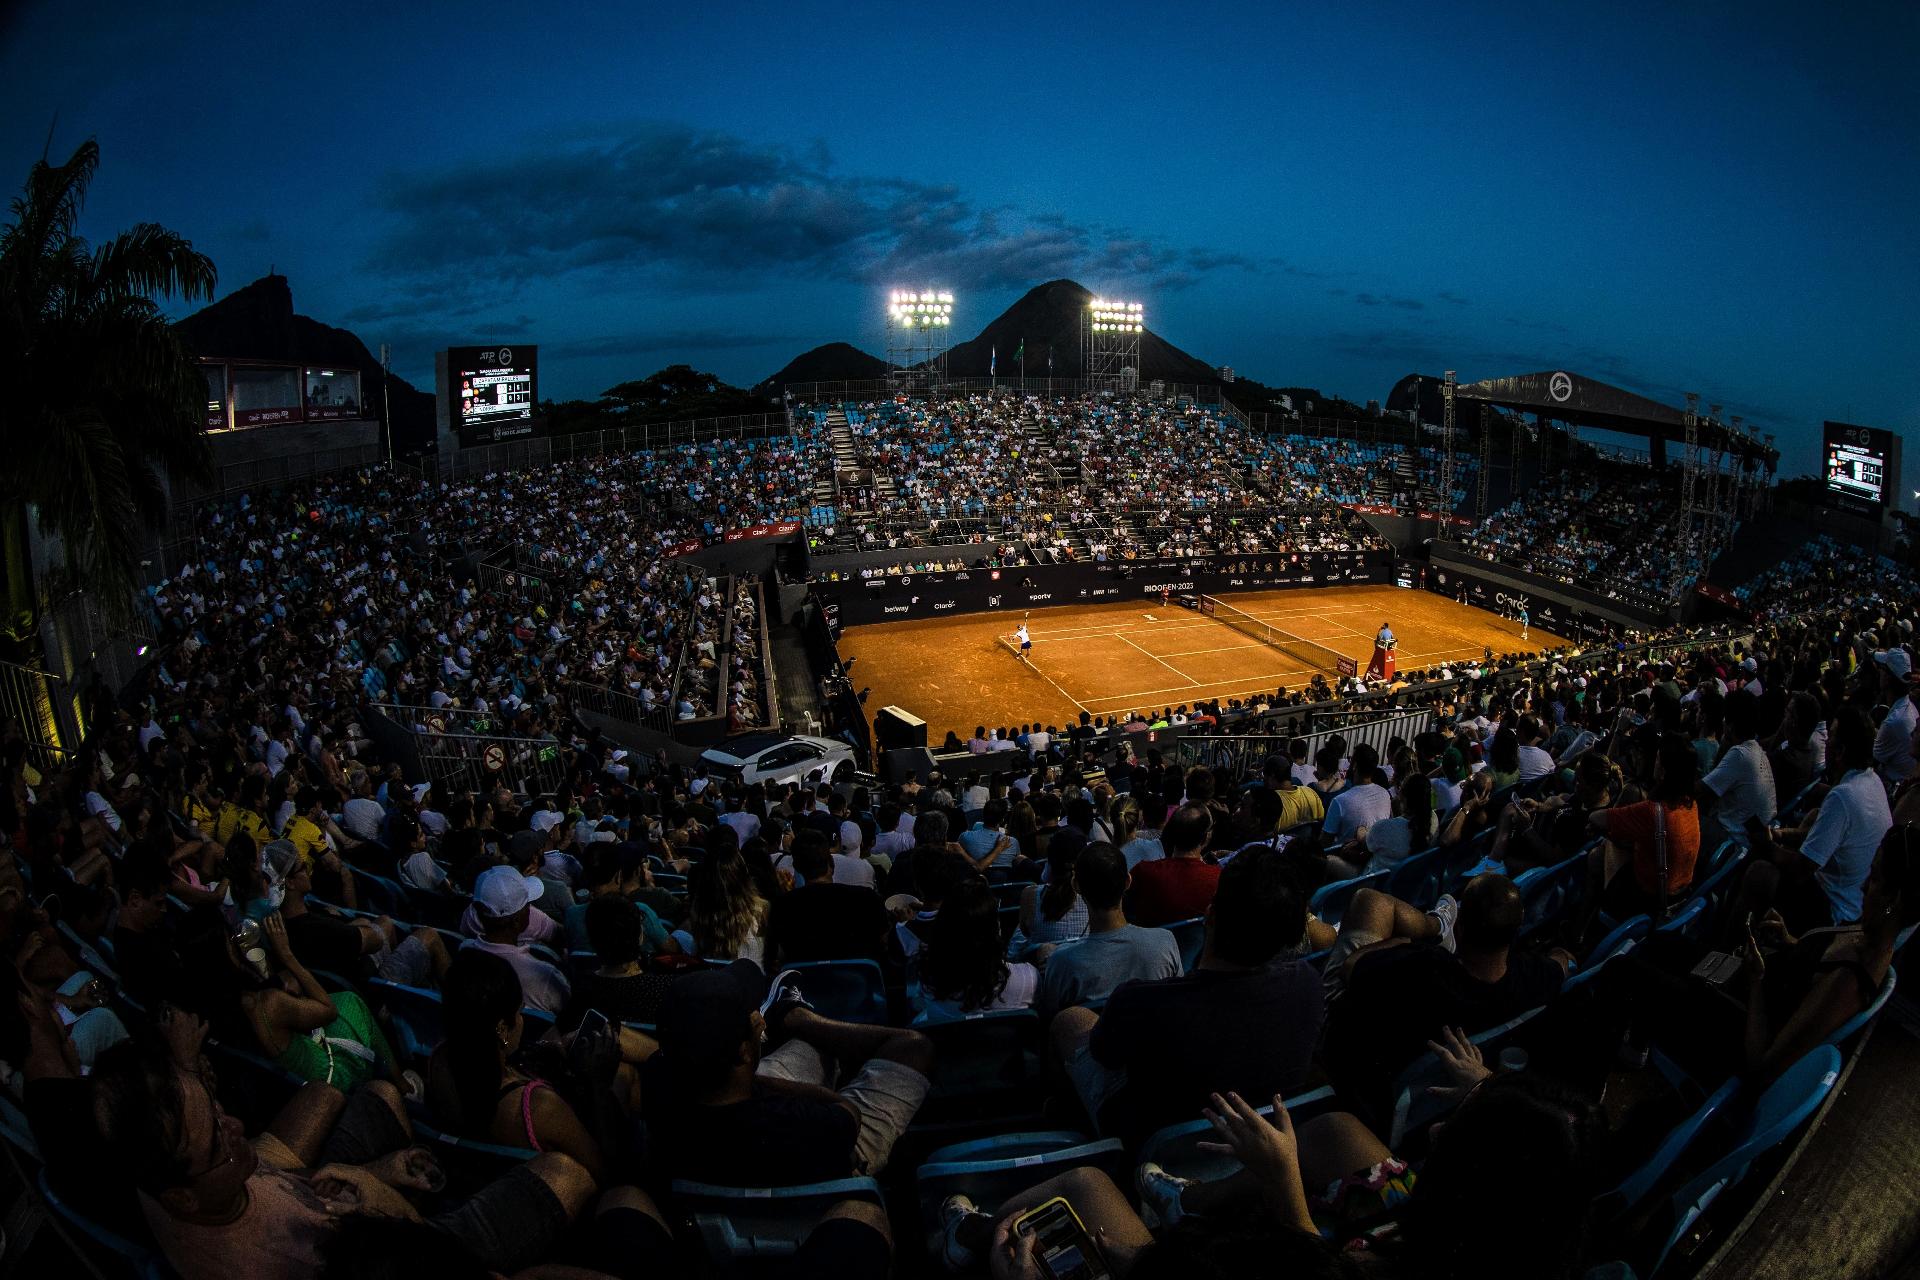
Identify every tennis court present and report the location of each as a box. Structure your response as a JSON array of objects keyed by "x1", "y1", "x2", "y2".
[{"x1": 836, "y1": 583, "x2": 1563, "y2": 739}]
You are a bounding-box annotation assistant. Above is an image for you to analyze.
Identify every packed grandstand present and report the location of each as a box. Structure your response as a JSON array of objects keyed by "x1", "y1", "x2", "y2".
[{"x1": 6, "y1": 383, "x2": 1918, "y2": 1280}]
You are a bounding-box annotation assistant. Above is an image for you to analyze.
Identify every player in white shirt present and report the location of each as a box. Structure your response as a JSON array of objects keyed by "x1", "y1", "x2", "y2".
[{"x1": 1014, "y1": 618, "x2": 1033, "y2": 665}]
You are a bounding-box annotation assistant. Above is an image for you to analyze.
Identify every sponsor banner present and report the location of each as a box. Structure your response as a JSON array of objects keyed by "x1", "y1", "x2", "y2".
[
  {"x1": 1424, "y1": 562, "x2": 1640, "y2": 641},
  {"x1": 723, "y1": 520, "x2": 802, "y2": 543},
  {"x1": 234, "y1": 406, "x2": 300, "y2": 428},
  {"x1": 822, "y1": 550, "x2": 1395, "y2": 626},
  {"x1": 1344, "y1": 503, "x2": 1473, "y2": 526},
  {"x1": 1694, "y1": 582, "x2": 1746, "y2": 613}
]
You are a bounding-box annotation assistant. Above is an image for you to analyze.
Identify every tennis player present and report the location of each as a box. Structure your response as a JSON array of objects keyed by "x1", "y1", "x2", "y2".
[{"x1": 1014, "y1": 617, "x2": 1033, "y2": 664}]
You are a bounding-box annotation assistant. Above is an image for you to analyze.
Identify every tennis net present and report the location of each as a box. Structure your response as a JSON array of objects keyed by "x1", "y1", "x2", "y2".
[{"x1": 1199, "y1": 594, "x2": 1351, "y2": 675}]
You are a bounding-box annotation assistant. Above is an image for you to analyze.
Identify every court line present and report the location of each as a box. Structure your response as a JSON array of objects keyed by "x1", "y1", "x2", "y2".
[{"x1": 1115, "y1": 632, "x2": 1201, "y2": 686}]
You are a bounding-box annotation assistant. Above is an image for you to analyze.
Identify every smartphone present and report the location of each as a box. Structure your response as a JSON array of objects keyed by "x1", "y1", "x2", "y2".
[
  {"x1": 1013, "y1": 1197, "x2": 1111, "y2": 1280},
  {"x1": 578, "y1": 1009, "x2": 610, "y2": 1041}
]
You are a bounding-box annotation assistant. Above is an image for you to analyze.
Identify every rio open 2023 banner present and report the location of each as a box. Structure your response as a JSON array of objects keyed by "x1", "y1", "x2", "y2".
[{"x1": 819, "y1": 549, "x2": 1396, "y2": 627}]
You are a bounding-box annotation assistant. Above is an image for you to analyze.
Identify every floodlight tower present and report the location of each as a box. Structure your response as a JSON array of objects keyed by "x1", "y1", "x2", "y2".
[
  {"x1": 885, "y1": 289, "x2": 954, "y2": 389},
  {"x1": 1083, "y1": 298, "x2": 1144, "y2": 391}
]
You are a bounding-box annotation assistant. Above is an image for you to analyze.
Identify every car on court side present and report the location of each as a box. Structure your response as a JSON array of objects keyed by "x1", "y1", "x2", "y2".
[{"x1": 700, "y1": 732, "x2": 857, "y2": 790}]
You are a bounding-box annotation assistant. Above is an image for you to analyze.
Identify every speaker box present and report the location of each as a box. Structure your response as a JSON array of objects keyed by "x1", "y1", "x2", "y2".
[
  {"x1": 873, "y1": 705, "x2": 928, "y2": 752},
  {"x1": 882, "y1": 746, "x2": 938, "y2": 786}
]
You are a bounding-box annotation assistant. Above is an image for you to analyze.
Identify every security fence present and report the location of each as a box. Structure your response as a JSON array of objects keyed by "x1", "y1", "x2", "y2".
[{"x1": 0, "y1": 659, "x2": 83, "y2": 774}]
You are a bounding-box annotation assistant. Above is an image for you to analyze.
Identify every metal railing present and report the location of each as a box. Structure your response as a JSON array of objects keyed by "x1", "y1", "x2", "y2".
[
  {"x1": 565, "y1": 679, "x2": 671, "y2": 732},
  {"x1": 414, "y1": 729, "x2": 569, "y2": 799},
  {"x1": 0, "y1": 659, "x2": 83, "y2": 773},
  {"x1": 1166, "y1": 706, "x2": 1437, "y2": 781},
  {"x1": 440, "y1": 412, "x2": 791, "y2": 482}
]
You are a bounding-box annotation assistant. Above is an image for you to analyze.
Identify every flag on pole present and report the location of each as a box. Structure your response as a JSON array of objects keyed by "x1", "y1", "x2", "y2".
[
  {"x1": 1048, "y1": 344, "x2": 1054, "y2": 374},
  {"x1": 990, "y1": 346, "x2": 997, "y2": 376},
  {"x1": 1015, "y1": 339, "x2": 1025, "y2": 363}
]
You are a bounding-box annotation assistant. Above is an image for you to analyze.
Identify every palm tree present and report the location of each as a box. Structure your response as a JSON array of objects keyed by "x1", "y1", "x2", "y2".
[{"x1": 0, "y1": 139, "x2": 216, "y2": 640}]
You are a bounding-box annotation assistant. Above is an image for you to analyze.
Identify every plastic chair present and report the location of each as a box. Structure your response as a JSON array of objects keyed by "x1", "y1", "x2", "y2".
[
  {"x1": 1166, "y1": 917, "x2": 1206, "y2": 973},
  {"x1": 1515, "y1": 849, "x2": 1589, "y2": 939},
  {"x1": 673, "y1": 1176, "x2": 884, "y2": 1263},
  {"x1": 1573, "y1": 914, "x2": 1651, "y2": 977},
  {"x1": 781, "y1": 959, "x2": 889, "y2": 1024},
  {"x1": 916, "y1": 1135, "x2": 1127, "y2": 1259},
  {"x1": 909, "y1": 1009, "x2": 1045, "y2": 1131},
  {"x1": 1822, "y1": 965, "x2": 1895, "y2": 1049},
  {"x1": 1654, "y1": 896, "x2": 1709, "y2": 942},
  {"x1": 1386, "y1": 1006, "x2": 1545, "y2": 1147},
  {"x1": 350, "y1": 866, "x2": 408, "y2": 916},
  {"x1": 1594, "y1": 1077, "x2": 1740, "y2": 1222},
  {"x1": 1308, "y1": 870, "x2": 1389, "y2": 929},
  {"x1": 37, "y1": 1169, "x2": 170, "y2": 1280},
  {"x1": 1136, "y1": 1086, "x2": 1337, "y2": 1184},
  {"x1": 1383, "y1": 846, "x2": 1444, "y2": 909},
  {"x1": 1647, "y1": 1047, "x2": 1842, "y2": 1274}
]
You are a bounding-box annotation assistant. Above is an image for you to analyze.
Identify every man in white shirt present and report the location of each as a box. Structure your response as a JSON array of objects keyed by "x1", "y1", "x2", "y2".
[
  {"x1": 1027, "y1": 726, "x2": 1052, "y2": 758},
  {"x1": 1321, "y1": 766, "x2": 1393, "y2": 850},
  {"x1": 1701, "y1": 691, "x2": 1777, "y2": 849},
  {"x1": 462, "y1": 866, "x2": 573, "y2": 1013},
  {"x1": 1514, "y1": 717, "x2": 1556, "y2": 783},
  {"x1": 834, "y1": 820, "x2": 877, "y2": 888},
  {"x1": 1872, "y1": 648, "x2": 1916, "y2": 788},
  {"x1": 1739, "y1": 708, "x2": 1890, "y2": 933}
]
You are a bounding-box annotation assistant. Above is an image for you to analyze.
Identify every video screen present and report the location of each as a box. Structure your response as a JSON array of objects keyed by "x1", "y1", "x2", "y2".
[
  {"x1": 1823, "y1": 421, "x2": 1891, "y2": 509},
  {"x1": 449, "y1": 345, "x2": 537, "y2": 444}
]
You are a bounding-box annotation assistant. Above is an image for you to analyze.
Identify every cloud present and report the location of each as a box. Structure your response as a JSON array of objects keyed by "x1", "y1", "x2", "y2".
[
  {"x1": 1353, "y1": 292, "x2": 1426, "y2": 311},
  {"x1": 226, "y1": 216, "x2": 271, "y2": 243},
  {"x1": 1436, "y1": 290, "x2": 1469, "y2": 306},
  {"x1": 354, "y1": 122, "x2": 1262, "y2": 321}
]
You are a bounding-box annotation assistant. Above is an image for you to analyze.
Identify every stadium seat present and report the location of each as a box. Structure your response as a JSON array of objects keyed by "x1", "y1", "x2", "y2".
[
  {"x1": 1516, "y1": 850, "x2": 1588, "y2": 939},
  {"x1": 36, "y1": 1169, "x2": 169, "y2": 1280},
  {"x1": 672, "y1": 1176, "x2": 884, "y2": 1263},
  {"x1": 1166, "y1": 917, "x2": 1207, "y2": 972},
  {"x1": 1573, "y1": 914, "x2": 1652, "y2": 978},
  {"x1": 909, "y1": 1009, "x2": 1045, "y2": 1133},
  {"x1": 1308, "y1": 870, "x2": 1389, "y2": 928},
  {"x1": 407, "y1": 1112, "x2": 536, "y2": 1196},
  {"x1": 1386, "y1": 1006, "x2": 1545, "y2": 1147},
  {"x1": 368, "y1": 977, "x2": 446, "y2": 1060},
  {"x1": 1654, "y1": 896, "x2": 1710, "y2": 942},
  {"x1": 1595, "y1": 1076, "x2": 1740, "y2": 1223},
  {"x1": 915, "y1": 1134, "x2": 1128, "y2": 1259},
  {"x1": 1383, "y1": 846, "x2": 1445, "y2": 909},
  {"x1": 781, "y1": 959, "x2": 888, "y2": 1024},
  {"x1": 1821, "y1": 965, "x2": 1895, "y2": 1049},
  {"x1": 1136, "y1": 1085, "x2": 1338, "y2": 1184},
  {"x1": 350, "y1": 866, "x2": 408, "y2": 916},
  {"x1": 1645, "y1": 1047, "x2": 1843, "y2": 1274}
]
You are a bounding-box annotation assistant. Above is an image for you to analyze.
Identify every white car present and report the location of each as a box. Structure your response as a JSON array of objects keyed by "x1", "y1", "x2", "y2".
[{"x1": 700, "y1": 732, "x2": 857, "y2": 790}]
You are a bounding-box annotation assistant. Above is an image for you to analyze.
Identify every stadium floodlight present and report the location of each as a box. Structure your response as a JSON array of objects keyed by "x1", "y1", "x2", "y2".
[
  {"x1": 888, "y1": 287, "x2": 956, "y2": 329},
  {"x1": 1088, "y1": 298, "x2": 1146, "y2": 334}
]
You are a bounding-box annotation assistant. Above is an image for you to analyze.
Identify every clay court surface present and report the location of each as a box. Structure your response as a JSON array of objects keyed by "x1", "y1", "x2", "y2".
[{"x1": 836, "y1": 584, "x2": 1564, "y2": 740}]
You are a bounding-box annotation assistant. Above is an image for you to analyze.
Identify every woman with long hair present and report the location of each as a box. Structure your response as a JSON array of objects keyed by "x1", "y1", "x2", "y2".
[
  {"x1": 685, "y1": 845, "x2": 769, "y2": 965},
  {"x1": 1486, "y1": 729, "x2": 1522, "y2": 791},
  {"x1": 1113, "y1": 795, "x2": 1164, "y2": 868},
  {"x1": 1583, "y1": 731, "x2": 1701, "y2": 928},
  {"x1": 919, "y1": 879, "x2": 1038, "y2": 1019},
  {"x1": 429, "y1": 947, "x2": 614, "y2": 1182},
  {"x1": 1012, "y1": 829, "x2": 1090, "y2": 958}
]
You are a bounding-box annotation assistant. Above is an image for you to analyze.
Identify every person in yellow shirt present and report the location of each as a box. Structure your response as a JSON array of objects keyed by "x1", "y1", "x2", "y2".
[
  {"x1": 177, "y1": 762, "x2": 218, "y2": 837},
  {"x1": 214, "y1": 773, "x2": 270, "y2": 848}
]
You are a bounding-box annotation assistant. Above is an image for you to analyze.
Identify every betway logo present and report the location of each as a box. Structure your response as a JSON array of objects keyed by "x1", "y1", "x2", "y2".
[{"x1": 883, "y1": 605, "x2": 911, "y2": 615}]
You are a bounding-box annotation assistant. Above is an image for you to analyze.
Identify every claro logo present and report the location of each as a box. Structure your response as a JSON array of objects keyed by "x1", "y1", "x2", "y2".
[
  {"x1": 933, "y1": 600, "x2": 957, "y2": 611},
  {"x1": 1495, "y1": 591, "x2": 1530, "y2": 610}
]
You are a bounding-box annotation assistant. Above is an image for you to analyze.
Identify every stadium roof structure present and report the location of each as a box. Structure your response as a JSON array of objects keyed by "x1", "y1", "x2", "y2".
[{"x1": 1447, "y1": 370, "x2": 1776, "y2": 464}]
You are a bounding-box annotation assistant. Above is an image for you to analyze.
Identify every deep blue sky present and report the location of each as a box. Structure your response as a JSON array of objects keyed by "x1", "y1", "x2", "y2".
[{"x1": 3, "y1": 0, "x2": 1915, "y2": 483}]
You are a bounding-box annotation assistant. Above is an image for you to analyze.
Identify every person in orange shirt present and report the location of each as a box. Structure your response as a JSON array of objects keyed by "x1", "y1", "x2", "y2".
[{"x1": 1586, "y1": 731, "x2": 1702, "y2": 924}]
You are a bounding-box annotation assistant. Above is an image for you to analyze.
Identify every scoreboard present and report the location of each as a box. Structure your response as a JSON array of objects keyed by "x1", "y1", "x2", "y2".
[
  {"x1": 1822, "y1": 421, "x2": 1898, "y2": 513},
  {"x1": 444, "y1": 345, "x2": 538, "y2": 447}
]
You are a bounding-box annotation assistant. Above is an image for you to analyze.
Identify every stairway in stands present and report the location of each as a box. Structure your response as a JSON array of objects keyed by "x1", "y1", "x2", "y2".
[{"x1": 814, "y1": 406, "x2": 857, "y2": 553}]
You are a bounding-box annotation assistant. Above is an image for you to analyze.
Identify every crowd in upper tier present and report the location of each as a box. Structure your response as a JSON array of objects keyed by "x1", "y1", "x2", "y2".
[{"x1": 2, "y1": 514, "x2": 1914, "y2": 1278}]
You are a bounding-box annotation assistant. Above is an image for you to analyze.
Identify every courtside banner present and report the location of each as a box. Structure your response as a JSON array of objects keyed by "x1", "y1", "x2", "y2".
[{"x1": 817, "y1": 549, "x2": 1395, "y2": 626}]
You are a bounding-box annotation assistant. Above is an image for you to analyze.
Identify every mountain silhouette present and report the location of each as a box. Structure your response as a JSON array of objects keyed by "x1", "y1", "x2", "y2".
[
  {"x1": 941, "y1": 279, "x2": 1218, "y2": 383},
  {"x1": 755, "y1": 341, "x2": 892, "y2": 391}
]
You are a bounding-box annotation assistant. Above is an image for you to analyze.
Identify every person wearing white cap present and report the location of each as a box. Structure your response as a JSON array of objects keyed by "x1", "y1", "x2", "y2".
[
  {"x1": 1872, "y1": 647, "x2": 1916, "y2": 788},
  {"x1": 834, "y1": 819, "x2": 877, "y2": 888},
  {"x1": 462, "y1": 865, "x2": 572, "y2": 1013}
]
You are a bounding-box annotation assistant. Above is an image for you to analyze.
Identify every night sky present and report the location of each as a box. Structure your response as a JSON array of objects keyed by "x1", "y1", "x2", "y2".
[{"x1": 3, "y1": 1, "x2": 1915, "y2": 483}]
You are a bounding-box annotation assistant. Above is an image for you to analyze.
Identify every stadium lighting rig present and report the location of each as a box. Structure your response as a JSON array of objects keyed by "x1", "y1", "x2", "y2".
[
  {"x1": 886, "y1": 288, "x2": 955, "y2": 388},
  {"x1": 1088, "y1": 298, "x2": 1145, "y2": 333},
  {"x1": 1083, "y1": 296, "x2": 1145, "y2": 389}
]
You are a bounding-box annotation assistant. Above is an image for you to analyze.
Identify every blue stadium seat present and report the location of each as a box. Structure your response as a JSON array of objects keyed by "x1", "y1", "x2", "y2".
[
  {"x1": 37, "y1": 1169, "x2": 169, "y2": 1280},
  {"x1": 1516, "y1": 849, "x2": 1589, "y2": 939},
  {"x1": 350, "y1": 866, "x2": 408, "y2": 916},
  {"x1": 1166, "y1": 917, "x2": 1207, "y2": 973},
  {"x1": 1646, "y1": 1047, "x2": 1842, "y2": 1275},
  {"x1": 673, "y1": 1176, "x2": 884, "y2": 1263},
  {"x1": 1822, "y1": 965, "x2": 1895, "y2": 1049},
  {"x1": 1308, "y1": 870, "x2": 1389, "y2": 929},
  {"x1": 407, "y1": 1111, "x2": 536, "y2": 1196},
  {"x1": 909, "y1": 1009, "x2": 1045, "y2": 1133},
  {"x1": 1136, "y1": 1085, "x2": 1338, "y2": 1184},
  {"x1": 1654, "y1": 896, "x2": 1710, "y2": 942},
  {"x1": 1386, "y1": 1006, "x2": 1546, "y2": 1147},
  {"x1": 781, "y1": 959, "x2": 888, "y2": 1024},
  {"x1": 368, "y1": 977, "x2": 445, "y2": 1060},
  {"x1": 1383, "y1": 846, "x2": 1445, "y2": 909},
  {"x1": 1571, "y1": 914, "x2": 1652, "y2": 981},
  {"x1": 1596, "y1": 1076, "x2": 1740, "y2": 1222},
  {"x1": 915, "y1": 1135, "x2": 1127, "y2": 1259}
]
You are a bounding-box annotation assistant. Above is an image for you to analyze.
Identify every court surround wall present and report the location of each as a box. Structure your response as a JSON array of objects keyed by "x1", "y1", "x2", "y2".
[{"x1": 816, "y1": 549, "x2": 1397, "y2": 628}]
